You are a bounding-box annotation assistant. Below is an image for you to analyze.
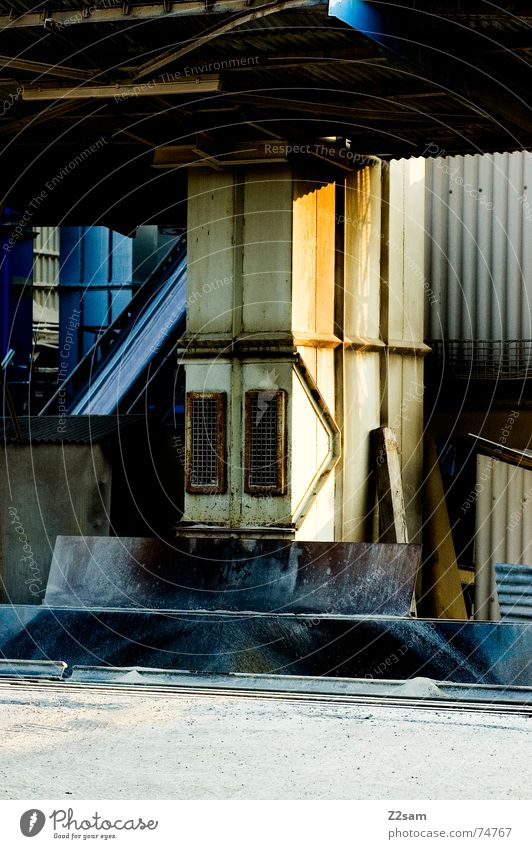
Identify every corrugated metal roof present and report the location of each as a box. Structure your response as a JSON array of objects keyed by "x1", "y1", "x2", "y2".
[
  {"x1": 0, "y1": 415, "x2": 146, "y2": 444},
  {"x1": 495, "y1": 562, "x2": 532, "y2": 622},
  {"x1": 1, "y1": 2, "x2": 531, "y2": 224}
]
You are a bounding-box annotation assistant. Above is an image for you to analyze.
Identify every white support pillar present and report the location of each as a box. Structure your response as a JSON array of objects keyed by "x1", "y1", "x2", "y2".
[
  {"x1": 181, "y1": 160, "x2": 427, "y2": 542},
  {"x1": 181, "y1": 166, "x2": 340, "y2": 536}
]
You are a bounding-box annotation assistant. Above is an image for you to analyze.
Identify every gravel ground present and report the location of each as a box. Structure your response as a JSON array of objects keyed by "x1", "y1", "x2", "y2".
[{"x1": 0, "y1": 686, "x2": 530, "y2": 799}]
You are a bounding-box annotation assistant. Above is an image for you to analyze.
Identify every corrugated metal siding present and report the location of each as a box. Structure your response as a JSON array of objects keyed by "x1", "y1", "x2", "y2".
[
  {"x1": 495, "y1": 563, "x2": 532, "y2": 621},
  {"x1": 425, "y1": 151, "x2": 532, "y2": 343},
  {"x1": 474, "y1": 454, "x2": 532, "y2": 620},
  {"x1": 33, "y1": 226, "x2": 60, "y2": 345}
]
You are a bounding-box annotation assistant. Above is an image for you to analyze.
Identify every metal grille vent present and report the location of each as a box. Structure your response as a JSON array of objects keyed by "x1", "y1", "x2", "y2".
[
  {"x1": 186, "y1": 393, "x2": 226, "y2": 494},
  {"x1": 245, "y1": 390, "x2": 286, "y2": 495}
]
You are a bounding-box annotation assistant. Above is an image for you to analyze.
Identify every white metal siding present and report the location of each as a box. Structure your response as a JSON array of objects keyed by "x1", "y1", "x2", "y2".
[
  {"x1": 425, "y1": 151, "x2": 532, "y2": 342},
  {"x1": 474, "y1": 455, "x2": 532, "y2": 620},
  {"x1": 33, "y1": 226, "x2": 60, "y2": 344}
]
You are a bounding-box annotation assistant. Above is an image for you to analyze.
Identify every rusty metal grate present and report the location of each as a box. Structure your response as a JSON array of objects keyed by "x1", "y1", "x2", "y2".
[
  {"x1": 245, "y1": 390, "x2": 286, "y2": 495},
  {"x1": 186, "y1": 393, "x2": 226, "y2": 494}
]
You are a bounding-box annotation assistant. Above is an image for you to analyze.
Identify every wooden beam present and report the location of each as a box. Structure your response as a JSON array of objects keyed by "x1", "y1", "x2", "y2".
[
  {"x1": 372, "y1": 427, "x2": 408, "y2": 544},
  {"x1": 0, "y1": 55, "x2": 97, "y2": 81},
  {"x1": 226, "y1": 92, "x2": 477, "y2": 123},
  {"x1": 112, "y1": 127, "x2": 156, "y2": 147},
  {"x1": 0, "y1": 99, "x2": 87, "y2": 136},
  {"x1": 153, "y1": 139, "x2": 289, "y2": 167},
  {"x1": 468, "y1": 433, "x2": 532, "y2": 473},
  {"x1": 22, "y1": 76, "x2": 221, "y2": 100},
  {"x1": 421, "y1": 439, "x2": 468, "y2": 620}
]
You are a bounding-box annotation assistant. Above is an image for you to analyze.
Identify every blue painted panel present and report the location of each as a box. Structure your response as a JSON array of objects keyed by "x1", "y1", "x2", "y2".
[
  {"x1": 81, "y1": 289, "x2": 110, "y2": 328},
  {"x1": 60, "y1": 227, "x2": 132, "y2": 287},
  {"x1": 59, "y1": 226, "x2": 87, "y2": 286},
  {"x1": 111, "y1": 288, "x2": 133, "y2": 320},
  {"x1": 83, "y1": 227, "x2": 110, "y2": 285},
  {"x1": 110, "y1": 231, "x2": 133, "y2": 284},
  {"x1": 82, "y1": 330, "x2": 100, "y2": 356}
]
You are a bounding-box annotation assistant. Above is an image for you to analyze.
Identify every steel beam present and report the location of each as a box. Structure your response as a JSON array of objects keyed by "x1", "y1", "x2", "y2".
[
  {"x1": 0, "y1": 0, "x2": 324, "y2": 30},
  {"x1": 22, "y1": 76, "x2": 221, "y2": 100},
  {"x1": 0, "y1": 55, "x2": 97, "y2": 81}
]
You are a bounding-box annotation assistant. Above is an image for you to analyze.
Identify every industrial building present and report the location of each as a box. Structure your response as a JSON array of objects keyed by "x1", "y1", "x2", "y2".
[{"x1": 0, "y1": 0, "x2": 531, "y2": 800}]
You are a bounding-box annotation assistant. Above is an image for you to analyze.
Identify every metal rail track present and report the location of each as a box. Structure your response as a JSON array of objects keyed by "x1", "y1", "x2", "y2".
[{"x1": 0, "y1": 677, "x2": 531, "y2": 717}]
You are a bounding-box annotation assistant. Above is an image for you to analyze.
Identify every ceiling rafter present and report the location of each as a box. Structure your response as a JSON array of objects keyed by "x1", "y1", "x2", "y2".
[
  {"x1": 0, "y1": 54, "x2": 97, "y2": 81},
  {"x1": 22, "y1": 75, "x2": 221, "y2": 100},
  {"x1": 0, "y1": 0, "x2": 325, "y2": 29},
  {"x1": 130, "y1": 0, "x2": 323, "y2": 81},
  {"x1": 0, "y1": 99, "x2": 84, "y2": 136}
]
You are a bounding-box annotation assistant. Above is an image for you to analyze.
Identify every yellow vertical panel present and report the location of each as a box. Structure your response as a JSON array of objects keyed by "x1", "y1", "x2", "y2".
[
  {"x1": 387, "y1": 160, "x2": 405, "y2": 341},
  {"x1": 298, "y1": 346, "x2": 318, "y2": 383},
  {"x1": 292, "y1": 179, "x2": 317, "y2": 334},
  {"x1": 475, "y1": 455, "x2": 494, "y2": 619},
  {"x1": 402, "y1": 159, "x2": 426, "y2": 344},
  {"x1": 490, "y1": 461, "x2": 509, "y2": 619},
  {"x1": 400, "y1": 357, "x2": 424, "y2": 543},
  {"x1": 291, "y1": 368, "x2": 318, "y2": 515},
  {"x1": 344, "y1": 163, "x2": 381, "y2": 340},
  {"x1": 316, "y1": 347, "x2": 335, "y2": 415},
  {"x1": 342, "y1": 351, "x2": 380, "y2": 541},
  {"x1": 381, "y1": 160, "x2": 425, "y2": 547},
  {"x1": 315, "y1": 182, "x2": 336, "y2": 336}
]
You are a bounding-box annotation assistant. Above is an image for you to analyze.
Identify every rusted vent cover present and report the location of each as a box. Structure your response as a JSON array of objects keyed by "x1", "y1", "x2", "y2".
[
  {"x1": 245, "y1": 390, "x2": 286, "y2": 495},
  {"x1": 186, "y1": 392, "x2": 226, "y2": 493}
]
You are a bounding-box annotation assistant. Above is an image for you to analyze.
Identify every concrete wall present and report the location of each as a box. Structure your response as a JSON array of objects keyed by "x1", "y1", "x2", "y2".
[{"x1": 0, "y1": 444, "x2": 111, "y2": 603}]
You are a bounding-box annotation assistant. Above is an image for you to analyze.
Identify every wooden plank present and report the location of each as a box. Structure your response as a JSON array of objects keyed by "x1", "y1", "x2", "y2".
[
  {"x1": 153, "y1": 140, "x2": 289, "y2": 168},
  {"x1": 422, "y1": 439, "x2": 468, "y2": 619},
  {"x1": 0, "y1": 55, "x2": 97, "y2": 81},
  {"x1": 372, "y1": 426, "x2": 408, "y2": 545},
  {"x1": 469, "y1": 433, "x2": 532, "y2": 472}
]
